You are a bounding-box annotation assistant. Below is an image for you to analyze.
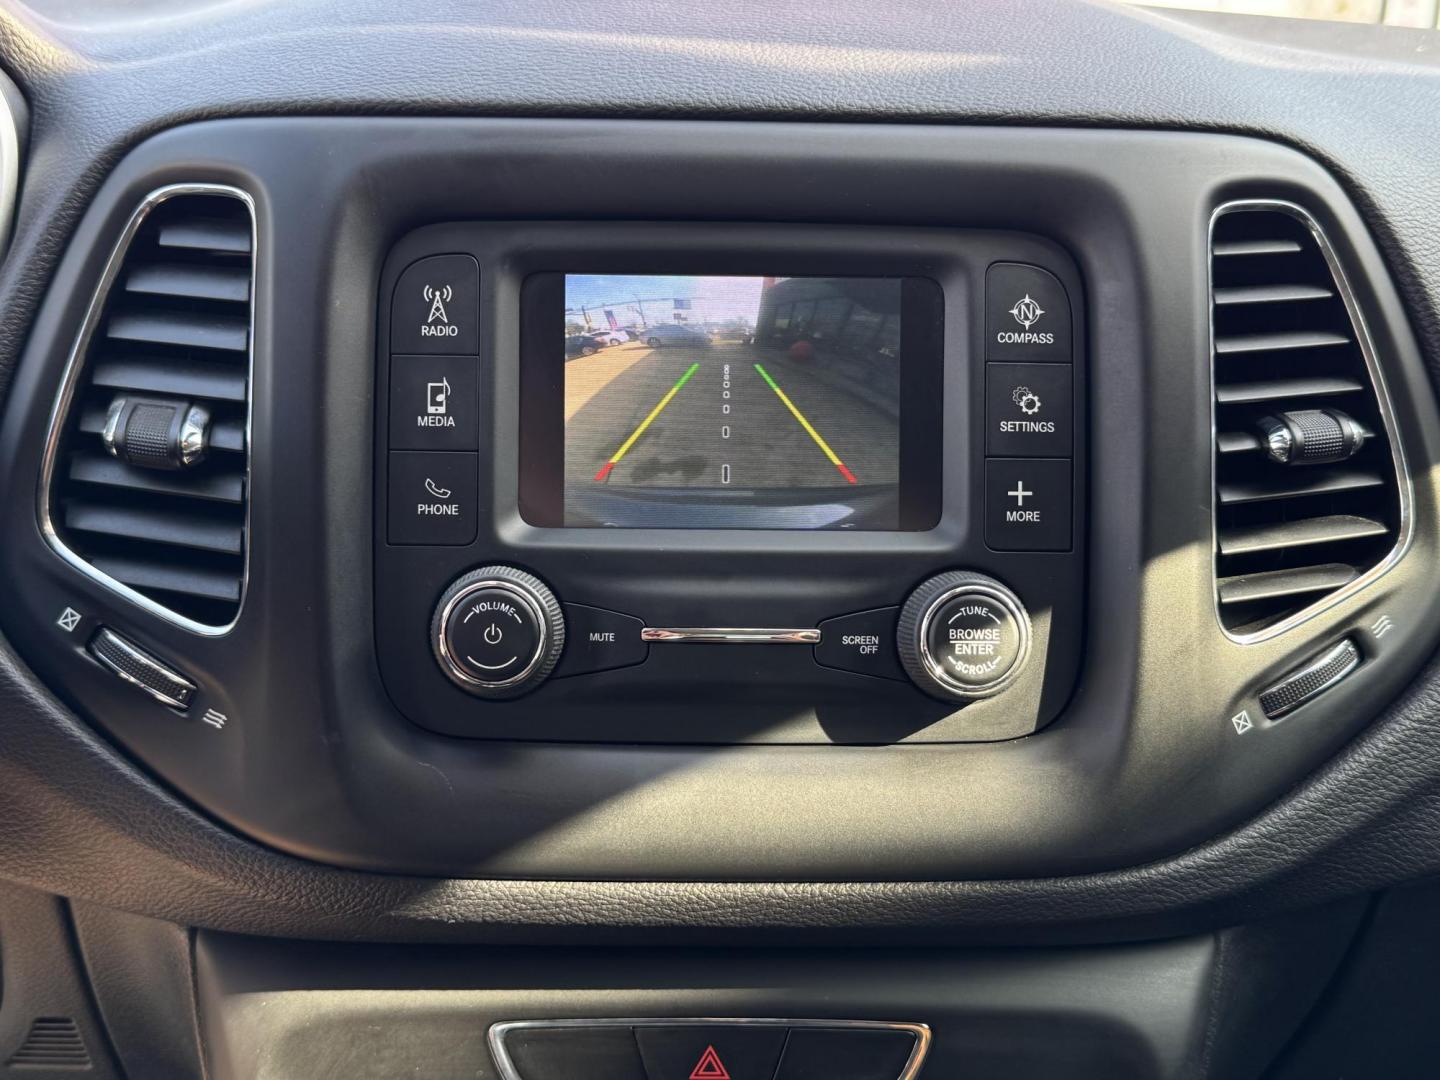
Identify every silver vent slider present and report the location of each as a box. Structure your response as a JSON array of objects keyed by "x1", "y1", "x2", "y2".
[
  {"x1": 1257, "y1": 408, "x2": 1367, "y2": 466},
  {"x1": 102, "y1": 394, "x2": 212, "y2": 470}
]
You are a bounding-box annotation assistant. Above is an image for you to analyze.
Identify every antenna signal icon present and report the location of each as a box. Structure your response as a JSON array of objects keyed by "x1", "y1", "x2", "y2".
[{"x1": 423, "y1": 284, "x2": 453, "y2": 325}]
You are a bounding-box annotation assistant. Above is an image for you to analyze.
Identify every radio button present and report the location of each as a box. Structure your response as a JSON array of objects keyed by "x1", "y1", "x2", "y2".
[
  {"x1": 389, "y1": 356, "x2": 479, "y2": 451},
  {"x1": 391, "y1": 253, "x2": 479, "y2": 355},
  {"x1": 986, "y1": 362, "x2": 1072, "y2": 458},
  {"x1": 984, "y1": 458, "x2": 1072, "y2": 552},
  {"x1": 554, "y1": 604, "x2": 647, "y2": 677},
  {"x1": 814, "y1": 608, "x2": 906, "y2": 682},
  {"x1": 985, "y1": 262, "x2": 1071, "y2": 362}
]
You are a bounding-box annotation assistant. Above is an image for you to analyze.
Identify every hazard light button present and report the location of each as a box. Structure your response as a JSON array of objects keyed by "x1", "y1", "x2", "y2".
[{"x1": 636, "y1": 1025, "x2": 786, "y2": 1080}]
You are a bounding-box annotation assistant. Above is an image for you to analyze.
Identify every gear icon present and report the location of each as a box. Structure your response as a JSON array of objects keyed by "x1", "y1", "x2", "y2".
[{"x1": 1011, "y1": 386, "x2": 1043, "y2": 415}]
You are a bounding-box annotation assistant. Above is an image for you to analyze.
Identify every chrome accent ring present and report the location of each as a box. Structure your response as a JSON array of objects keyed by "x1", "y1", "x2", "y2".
[
  {"x1": 435, "y1": 578, "x2": 551, "y2": 690},
  {"x1": 915, "y1": 582, "x2": 1031, "y2": 699}
]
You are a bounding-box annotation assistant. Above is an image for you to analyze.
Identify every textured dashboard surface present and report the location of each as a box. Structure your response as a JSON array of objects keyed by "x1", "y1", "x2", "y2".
[{"x1": 2, "y1": 0, "x2": 1440, "y2": 940}]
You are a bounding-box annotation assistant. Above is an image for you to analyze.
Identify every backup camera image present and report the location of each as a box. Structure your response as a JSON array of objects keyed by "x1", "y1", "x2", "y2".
[{"x1": 562, "y1": 274, "x2": 904, "y2": 529}]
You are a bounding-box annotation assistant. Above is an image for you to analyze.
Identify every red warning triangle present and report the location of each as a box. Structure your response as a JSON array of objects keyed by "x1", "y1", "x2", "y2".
[{"x1": 689, "y1": 1045, "x2": 732, "y2": 1080}]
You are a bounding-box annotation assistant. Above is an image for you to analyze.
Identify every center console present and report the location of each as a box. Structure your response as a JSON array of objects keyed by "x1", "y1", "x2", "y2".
[{"x1": 374, "y1": 223, "x2": 1086, "y2": 742}]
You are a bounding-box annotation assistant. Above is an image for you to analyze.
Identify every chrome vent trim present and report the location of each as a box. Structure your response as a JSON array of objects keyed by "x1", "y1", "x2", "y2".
[
  {"x1": 37, "y1": 183, "x2": 256, "y2": 636},
  {"x1": 1209, "y1": 199, "x2": 1413, "y2": 645}
]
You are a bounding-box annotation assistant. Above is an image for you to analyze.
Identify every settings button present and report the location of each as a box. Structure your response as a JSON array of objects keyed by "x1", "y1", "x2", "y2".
[{"x1": 986, "y1": 362, "x2": 1072, "y2": 458}]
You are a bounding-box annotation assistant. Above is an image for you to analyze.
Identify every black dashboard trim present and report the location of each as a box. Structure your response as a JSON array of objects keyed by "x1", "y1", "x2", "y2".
[{"x1": 0, "y1": 119, "x2": 1436, "y2": 907}]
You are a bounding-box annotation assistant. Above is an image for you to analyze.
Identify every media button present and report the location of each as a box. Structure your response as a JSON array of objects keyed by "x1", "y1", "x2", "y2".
[
  {"x1": 387, "y1": 451, "x2": 477, "y2": 545},
  {"x1": 985, "y1": 458, "x2": 1072, "y2": 551},
  {"x1": 389, "y1": 356, "x2": 479, "y2": 451},
  {"x1": 554, "y1": 604, "x2": 647, "y2": 677},
  {"x1": 985, "y1": 362, "x2": 1072, "y2": 457},
  {"x1": 985, "y1": 262, "x2": 1072, "y2": 362},
  {"x1": 391, "y1": 254, "x2": 479, "y2": 355}
]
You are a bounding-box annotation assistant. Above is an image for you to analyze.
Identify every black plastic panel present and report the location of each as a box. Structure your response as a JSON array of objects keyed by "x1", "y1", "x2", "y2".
[
  {"x1": 0, "y1": 119, "x2": 1438, "y2": 883},
  {"x1": 193, "y1": 903, "x2": 1365, "y2": 1080},
  {"x1": 373, "y1": 223, "x2": 1086, "y2": 743}
]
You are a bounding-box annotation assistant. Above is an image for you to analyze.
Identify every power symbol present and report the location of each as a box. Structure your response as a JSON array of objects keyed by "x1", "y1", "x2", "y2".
[{"x1": 483, "y1": 623, "x2": 503, "y2": 645}]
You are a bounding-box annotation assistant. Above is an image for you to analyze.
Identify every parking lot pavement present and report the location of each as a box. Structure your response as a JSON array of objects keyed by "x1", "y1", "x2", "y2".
[{"x1": 565, "y1": 342, "x2": 899, "y2": 493}]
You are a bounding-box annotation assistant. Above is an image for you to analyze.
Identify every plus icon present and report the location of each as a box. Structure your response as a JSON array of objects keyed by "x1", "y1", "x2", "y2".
[{"x1": 1007, "y1": 481, "x2": 1033, "y2": 506}]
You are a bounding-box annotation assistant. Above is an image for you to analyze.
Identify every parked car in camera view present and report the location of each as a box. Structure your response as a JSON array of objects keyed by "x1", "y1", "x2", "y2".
[
  {"x1": 640, "y1": 323, "x2": 711, "y2": 348},
  {"x1": 588, "y1": 328, "x2": 632, "y2": 347},
  {"x1": 565, "y1": 333, "x2": 600, "y2": 357}
]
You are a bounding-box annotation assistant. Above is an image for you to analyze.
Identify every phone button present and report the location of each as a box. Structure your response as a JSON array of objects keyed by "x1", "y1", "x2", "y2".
[
  {"x1": 389, "y1": 355, "x2": 479, "y2": 451},
  {"x1": 387, "y1": 451, "x2": 478, "y2": 545}
]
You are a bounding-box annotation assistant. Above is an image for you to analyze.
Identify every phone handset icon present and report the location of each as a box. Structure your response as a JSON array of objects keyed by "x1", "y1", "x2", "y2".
[{"x1": 424, "y1": 478, "x2": 452, "y2": 500}]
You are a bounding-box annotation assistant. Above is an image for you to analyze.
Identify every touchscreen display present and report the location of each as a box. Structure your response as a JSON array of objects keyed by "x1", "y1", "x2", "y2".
[{"x1": 558, "y1": 274, "x2": 913, "y2": 529}]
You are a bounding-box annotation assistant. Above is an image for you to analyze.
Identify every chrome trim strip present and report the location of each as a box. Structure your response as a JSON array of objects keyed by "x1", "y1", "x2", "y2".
[
  {"x1": 640, "y1": 627, "x2": 822, "y2": 644},
  {"x1": 915, "y1": 582, "x2": 1031, "y2": 699},
  {"x1": 435, "y1": 578, "x2": 551, "y2": 689},
  {"x1": 89, "y1": 628, "x2": 196, "y2": 710},
  {"x1": 0, "y1": 83, "x2": 20, "y2": 261},
  {"x1": 1208, "y1": 199, "x2": 1414, "y2": 645},
  {"x1": 36, "y1": 183, "x2": 257, "y2": 637},
  {"x1": 488, "y1": 1018, "x2": 931, "y2": 1080}
]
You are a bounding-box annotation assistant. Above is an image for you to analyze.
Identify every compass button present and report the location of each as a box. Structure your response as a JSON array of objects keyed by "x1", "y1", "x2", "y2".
[{"x1": 985, "y1": 262, "x2": 1072, "y2": 362}]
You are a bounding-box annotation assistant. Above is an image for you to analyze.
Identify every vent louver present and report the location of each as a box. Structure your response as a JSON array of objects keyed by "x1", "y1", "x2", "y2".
[
  {"x1": 1211, "y1": 203, "x2": 1405, "y2": 639},
  {"x1": 44, "y1": 187, "x2": 254, "y2": 630}
]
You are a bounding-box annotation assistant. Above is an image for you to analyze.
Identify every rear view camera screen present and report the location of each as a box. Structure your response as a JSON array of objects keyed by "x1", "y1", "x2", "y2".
[{"x1": 552, "y1": 274, "x2": 932, "y2": 530}]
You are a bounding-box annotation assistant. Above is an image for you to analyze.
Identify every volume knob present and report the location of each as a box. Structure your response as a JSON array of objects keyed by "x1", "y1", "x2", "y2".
[
  {"x1": 897, "y1": 572, "x2": 1031, "y2": 702},
  {"x1": 432, "y1": 566, "x2": 564, "y2": 699}
]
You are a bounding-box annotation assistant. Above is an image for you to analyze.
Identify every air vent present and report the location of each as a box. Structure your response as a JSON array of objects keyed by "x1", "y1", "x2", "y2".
[
  {"x1": 1211, "y1": 203, "x2": 1405, "y2": 639},
  {"x1": 5, "y1": 1017, "x2": 92, "y2": 1069},
  {"x1": 44, "y1": 187, "x2": 254, "y2": 630}
]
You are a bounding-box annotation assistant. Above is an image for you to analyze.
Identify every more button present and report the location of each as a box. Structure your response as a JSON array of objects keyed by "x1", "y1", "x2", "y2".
[{"x1": 985, "y1": 458, "x2": 1072, "y2": 552}]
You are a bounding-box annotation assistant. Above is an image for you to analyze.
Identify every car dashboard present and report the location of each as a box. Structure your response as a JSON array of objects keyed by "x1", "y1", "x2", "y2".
[{"x1": 1, "y1": 2, "x2": 1440, "y2": 1078}]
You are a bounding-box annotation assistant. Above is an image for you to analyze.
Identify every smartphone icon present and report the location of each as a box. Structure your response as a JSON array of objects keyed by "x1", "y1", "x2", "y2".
[
  {"x1": 426, "y1": 377, "x2": 451, "y2": 415},
  {"x1": 424, "y1": 477, "x2": 452, "y2": 500}
]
